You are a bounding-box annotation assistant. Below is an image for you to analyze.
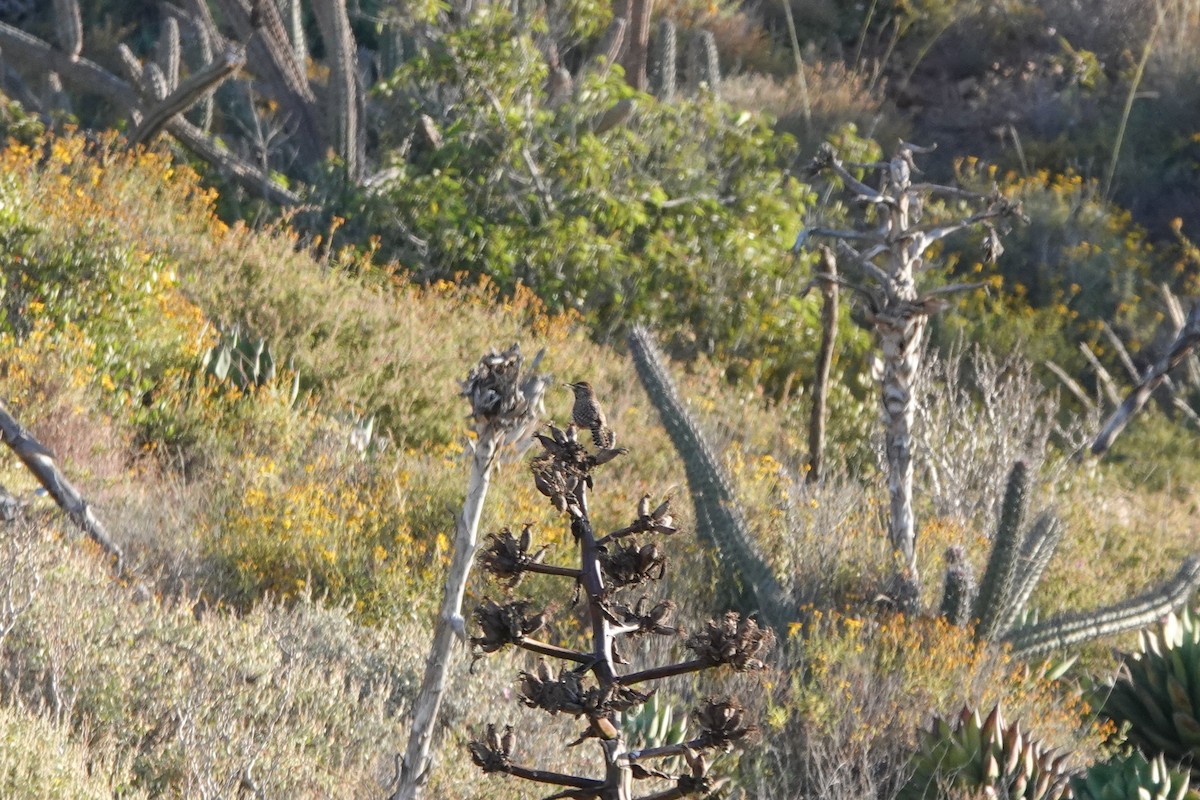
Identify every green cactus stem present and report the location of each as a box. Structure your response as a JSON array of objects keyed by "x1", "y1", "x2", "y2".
[{"x1": 1004, "y1": 557, "x2": 1200, "y2": 659}]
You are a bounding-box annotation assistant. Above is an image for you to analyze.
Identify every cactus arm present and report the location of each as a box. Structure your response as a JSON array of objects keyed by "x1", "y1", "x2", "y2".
[
  {"x1": 51, "y1": 0, "x2": 83, "y2": 61},
  {"x1": 619, "y1": 0, "x2": 653, "y2": 90},
  {"x1": 130, "y1": 45, "x2": 245, "y2": 146},
  {"x1": 689, "y1": 30, "x2": 720, "y2": 93},
  {"x1": 1004, "y1": 558, "x2": 1200, "y2": 659},
  {"x1": 995, "y1": 512, "x2": 1064, "y2": 637},
  {"x1": 208, "y1": 0, "x2": 322, "y2": 161},
  {"x1": 628, "y1": 325, "x2": 792, "y2": 630},
  {"x1": 650, "y1": 20, "x2": 676, "y2": 100},
  {"x1": 312, "y1": 0, "x2": 364, "y2": 181},
  {"x1": 974, "y1": 461, "x2": 1029, "y2": 641},
  {"x1": 157, "y1": 17, "x2": 181, "y2": 92}
]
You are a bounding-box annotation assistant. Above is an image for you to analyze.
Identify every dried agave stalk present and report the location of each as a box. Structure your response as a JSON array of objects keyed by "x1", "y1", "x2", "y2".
[
  {"x1": 466, "y1": 376, "x2": 772, "y2": 799},
  {"x1": 393, "y1": 345, "x2": 550, "y2": 800}
]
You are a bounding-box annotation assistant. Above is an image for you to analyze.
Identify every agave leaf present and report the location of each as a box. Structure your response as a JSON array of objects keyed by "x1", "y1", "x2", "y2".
[
  {"x1": 1172, "y1": 711, "x2": 1200, "y2": 748},
  {"x1": 1168, "y1": 674, "x2": 1196, "y2": 717}
]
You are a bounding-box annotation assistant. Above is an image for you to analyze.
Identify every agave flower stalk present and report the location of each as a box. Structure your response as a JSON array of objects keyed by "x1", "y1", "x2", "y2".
[{"x1": 468, "y1": 380, "x2": 772, "y2": 799}]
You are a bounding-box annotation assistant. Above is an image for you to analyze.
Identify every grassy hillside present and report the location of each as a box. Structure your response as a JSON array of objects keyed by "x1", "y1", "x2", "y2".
[{"x1": 0, "y1": 132, "x2": 1199, "y2": 797}]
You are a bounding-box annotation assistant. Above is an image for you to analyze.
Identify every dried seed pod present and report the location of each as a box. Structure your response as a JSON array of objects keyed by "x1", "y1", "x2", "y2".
[
  {"x1": 471, "y1": 598, "x2": 545, "y2": 654},
  {"x1": 685, "y1": 613, "x2": 774, "y2": 671},
  {"x1": 695, "y1": 697, "x2": 756, "y2": 750}
]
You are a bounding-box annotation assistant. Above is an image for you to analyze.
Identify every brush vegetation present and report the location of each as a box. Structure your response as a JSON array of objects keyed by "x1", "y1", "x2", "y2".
[{"x1": 1, "y1": 0, "x2": 1200, "y2": 797}]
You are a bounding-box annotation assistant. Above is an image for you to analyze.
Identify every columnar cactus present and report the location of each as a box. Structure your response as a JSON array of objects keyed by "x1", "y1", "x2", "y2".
[
  {"x1": 467, "y1": 379, "x2": 773, "y2": 799},
  {"x1": 689, "y1": 29, "x2": 720, "y2": 92},
  {"x1": 312, "y1": 0, "x2": 363, "y2": 181},
  {"x1": 157, "y1": 17, "x2": 181, "y2": 92},
  {"x1": 628, "y1": 325, "x2": 792, "y2": 631},
  {"x1": 51, "y1": 0, "x2": 82, "y2": 61},
  {"x1": 650, "y1": 19, "x2": 676, "y2": 101}
]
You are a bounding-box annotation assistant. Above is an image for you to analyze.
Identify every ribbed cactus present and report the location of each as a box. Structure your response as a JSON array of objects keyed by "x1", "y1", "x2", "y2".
[
  {"x1": 51, "y1": 0, "x2": 82, "y2": 61},
  {"x1": 899, "y1": 704, "x2": 1072, "y2": 800},
  {"x1": 1071, "y1": 751, "x2": 1199, "y2": 800},
  {"x1": 628, "y1": 325, "x2": 791, "y2": 631},
  {"x1": 143, "y1": 62, "x2": 169, "y2": 102},
  {"x1": 998, "y1": 512, "x2": 1063, "y2": 636},
  {"x1": 191, "y1": 17, "x2": 214, "y2": 131},
  {"x1": 1003, "y1": 558, "x2": 1200, "y2": 659},
  {"x1": 157, "y1": 17, "x2": 181, "y2": 93},
  {"x1": 974, "y1": 461, "x2": 1030, "y2": 642},
  {"x1": 312, "y1": 0, "x2": 363, "y2": 181},
  {"x1": 939, "y1": 545, "x2": 976, "y2": 627},
  {"x1": 621, "y1": 0, "x2": 653, "y2": 90},
  {"x1": 378, "y1": 20, "x2": 408, "y2": 80},
  {"x1": 650, "y1": 20, "x2": 676, "y2": 101},
  {"x1": 689, "y1": 29, "x2": 720, "y2": 92},
  {"x1": 279, "y1": 0, "x2": 308, "y2": 67},
  {"x1": 1100, "y1": 607, "x2": 1200, "y2": 774}
]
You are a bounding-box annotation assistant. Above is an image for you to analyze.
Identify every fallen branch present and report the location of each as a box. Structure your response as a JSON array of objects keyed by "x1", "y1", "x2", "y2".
[
  {"x1": 0, "y1": 402, "x2": 124, "y2": 573},
  {"x1": 1093, "y1": 302, "x2": 1200, "y2": 456},
  {"x1": 129, "y1": 45, "x2": 245, "y2": 146}
]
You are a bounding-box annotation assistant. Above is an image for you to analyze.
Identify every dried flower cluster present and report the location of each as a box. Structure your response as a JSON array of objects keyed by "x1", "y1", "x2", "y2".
[{"x1": 467, "y1": 380, "x2": 772, "y2": 799}]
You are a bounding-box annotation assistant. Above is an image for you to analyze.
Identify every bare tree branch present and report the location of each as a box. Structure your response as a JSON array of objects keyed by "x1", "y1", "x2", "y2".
[
  {"x1": 1093, "y1": 303, "x2": 1200, "y2": 456},
  {"x1": 0, "y1": 402, "x2": 124, "y2": 573}
]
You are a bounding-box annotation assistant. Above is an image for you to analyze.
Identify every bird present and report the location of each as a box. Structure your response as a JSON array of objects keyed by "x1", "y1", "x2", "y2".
[{"x1": 567, "y1": 381, "x2": 614, "y2": 449}]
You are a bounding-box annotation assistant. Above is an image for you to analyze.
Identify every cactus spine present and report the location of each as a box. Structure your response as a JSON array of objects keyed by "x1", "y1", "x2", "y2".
[
  {"x1": 628, "y1": 325, "x2": 791, "y2": 631},
  {"x1": 939, "y1": 545, "x2": 976, "y2": 627},
  {"x1": 280, "y1": 0, "x2": 308, "y2": 67},
  {"x1": 997, "y1": 512, "x2": 1063, "y2": 636},
  {"x1": 650, "y1": 20, "x2": 676, "y2": 100},
  {"x1": 192, "y1": 17, "x2": 215, "y2": 131},
  {"x1": 378, "y1": 20, "x2": 406, "y2": 80}
]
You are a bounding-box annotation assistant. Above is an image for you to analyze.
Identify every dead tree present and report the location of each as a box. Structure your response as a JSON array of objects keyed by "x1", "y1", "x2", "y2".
[
  {"x1": 466, "y1": 385, "x2": 773, "y2": 799},
  {"x1": 796, "y1": 141, "x2": 1026, "y2": 602}
]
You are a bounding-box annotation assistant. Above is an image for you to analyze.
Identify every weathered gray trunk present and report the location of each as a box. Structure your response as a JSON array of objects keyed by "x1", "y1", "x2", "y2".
[
  {"x1": 877, "y1": 307, "x2": 925, "y2": 580},
  {"x1": 394, "y1": 433, "x2": 500, "y2": 800}
]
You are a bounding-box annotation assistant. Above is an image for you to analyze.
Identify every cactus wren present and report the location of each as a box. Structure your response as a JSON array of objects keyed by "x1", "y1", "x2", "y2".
[{"x1": 567, "y1": 381, "x2": 614, "y2": 449}]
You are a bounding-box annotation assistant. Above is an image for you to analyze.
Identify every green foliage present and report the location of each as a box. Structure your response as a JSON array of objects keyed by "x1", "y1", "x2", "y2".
[
  {"x1": 1101, "y1": 608, "x2": 1200, "y2": 774},
  {"x1": 622, "y1": 691, "x2": 688, "y2": 752},
  {"x1": 1072, "y1": 751, "x2": 1199, "y2": 800},
  {"x1": 362, "y1": 7, "x2": 848, "y2": 397},
  {"x1": 940, "y1": 166, "x2": 1166, "y2": 379},
  {"x1": 900, "y1": 704, "x2": 1072, "y2": 800}
]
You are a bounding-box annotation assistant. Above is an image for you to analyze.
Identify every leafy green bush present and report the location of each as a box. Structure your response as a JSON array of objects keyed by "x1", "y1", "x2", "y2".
[
  {"x1": 360, "y1": 7, "x2": 863, "y2": 398},
  {"x1": 938, "y1": 164, "x2": 1169, "y2": 378}
]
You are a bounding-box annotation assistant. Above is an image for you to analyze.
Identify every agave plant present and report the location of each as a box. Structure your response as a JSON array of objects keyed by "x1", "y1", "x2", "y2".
[
  {"x1": 1071, "y1": 751, "x2": 1199, "y2": 800},
  {"x1": 1101, "y1": 608, "x2": 1200, "y2": 773},
  {"x1": 622, "y1": 691, "x2": 688, "y2": 754},
  {"x1": 899, "y1": 704, "x2": 1072, "y2": 800}
]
